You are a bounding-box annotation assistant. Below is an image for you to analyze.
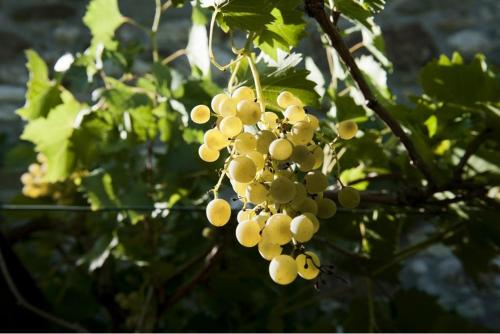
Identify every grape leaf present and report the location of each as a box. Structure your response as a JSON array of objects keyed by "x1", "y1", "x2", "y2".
[
  {"x1": 336, "y1": 0, "x2": 372, "y2": 29},
  {"x1": 21, "y1": 91, "x2": 84, "y2": 182},
  {"x1": 364, "y1": 0, "x2": 385, "y2": 13},
  {"x1": 83, "y1": 0, "x2": 126, "y2": 50},
  {"x1": 17, "y1": 50, "x2": 61, "y2": 120},
  {"x1": 214, "y1": 0, "x2": 275, "y2": 33}
]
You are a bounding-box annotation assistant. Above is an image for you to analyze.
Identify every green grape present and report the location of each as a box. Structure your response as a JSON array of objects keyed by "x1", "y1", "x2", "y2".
[
  {"x1": 303, "y1": 212, "x2": 320, "y2": 233},
  {"x1": 263, "y1": 213, "x2": 292, "y2": 245},
  {"x1": 270, "y1": 176, "x2": 296, "y2": 204},
  {"x1": 218, "y1": 98, "x2": 238, "y2": 117},
  {"x1": 305, "y1": 114, "x2": 319, "y2": 130},
  {"x1": 338, "y1": 186, "x2": 360, "y2": 208},
  {"x1": 236, "y1": 220, "x2": 261, "y2": 247},
  {"x1": 295, "y1": 197, "x2": 318, "y2": 215},
  {"x1": 252, "y1": 213, "x2": 269, "y2": 229},
  {"x1": 269, "y1": 255, "x2": 298, "y2": 285},
  {"x1": 228, "y1": 156, "x2": 257, "y2": 183},
  {"x1": 296, "y1": 251, "x2": 320, "y2": 280},
  {"x1": 232, "y1": 86, "x2": 255, "y2": 103},
  {"x1": 311, "y1": 145, "x2": 324, "y2": 169},
  {"x1": 211, "y1": 93, "x2": 229, "y2": 114},
  {"x1": 291, "y1": 145, "x2": 310, "y2": 164},
  {"x1": 305, "y1": 171, "x2": 328, "y2": 194},
  {"x1": 219, "y1": 115, "x2": 243, "y2": 138},
  {"x1": 198, "y1": 144, "x2": 220, "y2": 162},
  {"x1": 316, "y1": 198, "x2": 337, "y2": 219},
  {"x1": 269, "y1": 138, "x2": 293, "y2": 161},
  {"x1": 277, "y1": 91, "x2": 302, "y2": 109},
  {"x1": 237, "y1": 209, "x2": 254, "y2": 223},
  {"x1": 206, "y1": 198, "x2": 231, "y2": 227},
  {"x1": 258, "y1": 240, "x2": 282, "y2": 261},
  {"x1": 290, "y1": 214, "x2": 314, "y2": 243},
  {"x1": 291, "y1": 121, "x2": 314, "y2": 145},
  {"x1": 204, "y1": 128, "x2": 229, "y2": 151},
  {"x1": 290, "y1": 182, "x2": 307, "y2": 207},
  {"x1": 256, "y1": 130, "x2": 276, "y2": 154},
  {"x1": 236, "y1": 100, "x2": 261, "y2": 125},
  {"x1": 298, "y1": 153, "x2": 315, "y2": 172},
  {"x1": 231, "y1": 180, "x2": 248, "y2": 197},
  {"x1": 258, "y1": 111, "x2": 278, "y2": 130},
  {"x1": 337, "y1": 120, "x2": 358, "y2": 140},
  {"x1": 284, "y1": 105, "x2": 306, "y2": 124},
  {"x1": 234, "y1": 132, "x2": 257, "y2": 154},
  {"x1": 245, "y1": 182, "x2": 268, "y2": 204},
  {"x1": 190, "y1": 104, "x2": 211, "y2": 124},
  {"x1": 275, "y1": 169, "x2": 294, "y2": 179},
  {"x1": 246, "y1": 151, "x2": 265, "y2": 171},
  {"x1": 258, "y1": 168, "x2": 274, "y2": 182}
]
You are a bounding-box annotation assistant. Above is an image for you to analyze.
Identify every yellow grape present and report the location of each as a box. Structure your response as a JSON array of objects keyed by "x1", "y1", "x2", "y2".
[
  {"x1": 311, "y1": 145, "x2": 324, "y2": 169},
  {"x1": 291, "y1": 121, "x2": 314, "y2": 145},
  {"x1": 190, "y1": 105, "x2": 211, "y2": 124},
  {"x1": 338, "y1": 186, "x2": 361, "y2": 208},
  {"x1": 263, "y1": 213, "x2": 292, "y2": 245},
  {"x1": 258, "y1": 240, "x2": 282, "y2": 261},
  {"x1": 252, "y1": 213, "x2": 269, "y2": 229},
  {"x1": 258, "y1": 111, "x2": 278, "y2": 130},
  {"x1": 231, "y1": 180, "x2": 248, "y2": 197},
  {"x1": 206, "y1": 198, "x2": 231, "y2": 227},
  {"x1": 277, "y1": 91, "x2": 302, "y2": 108},
  {"x1": 246, "y1": 151, "x2": 265, "y2": 171},
  {"x1": 232, "y1": 86, "x2": 255, "y2": 103},
  {"x1": 28, "y1": 163, "x2": 41, "y2": 175},
  {"x1": 211, "y1": 93, "x2": 229, "y2": 114},
  {"x1": 290, "y1": 214, "x2": 314, "y2": 243},
  {"x1": 269, "y1": 138, "x2": 293, "y2": 161},
  {"x1": 303, "y1": 212, "x2": 320, "y2": 233},
  {"x1": 269, "y1": 255, "x2": 298, "y2": 285},
  {"x1": 305, "y1": 171, "x2": 328, "y2": 194},
  {"x1": 298, "y1": 153, "x2": 316, "y2": 172},
  {"x1": 198, "y1": 144, "x2": 220, "y2": 162},
  {"x1": 20, "y1": 172, "x2": 33, "y2": 184},
  {"x1": 291, "y1": 145, "x2": 310, "y2": 164},
  {"x1": 219, "y1": 116, "x2": 243, "y2": 138},
  {"x1": 256, "y1": 130, "x2": 276, "y2": 154},
  {"x1": 258, "y1": 168, "x2": 274, "y2": 182},
  {"x1": 295, "y1": 197, "x2": 318, "y2": 215},
  {"x1": 245, "y1": 182, "x2": 268, "y2": 204},
  {"x1": 237, "y1": 209, "x2": 254, "y2": 223},
  {"x1": 305, "y1": 114, "x2": 319, "y2": 130},
  {"x1": 235, "y1": 220, "x2": 261, "y2": 247},
  {"x1": 337, "y1": 120, "x2": 358, "y2": 140},
  {"x1": 36, "y1": 153, "x2": 48, "y2": 164},
  {"x1": 284, "y1": 105, "x2": 306, "y2": 124},
  {"x1": 296, "y1": 251, "x2": 320, "y2": 280},
  {"x1": 218, "y1": 98, "x2": 238, "y2": 117},
  {"x1": 234, "y1": 132, "x2": 257, "y2": 154},
  {"x1": 228, "y1": 156, "x2": 257, "y2": 183},
  {"x1": 290, "y1": 182, "x2": 307, "y2": 207},
  {"x1": 316, "y1": 198, "x2": 337, "y2": 219},
  {"x1": 270, "y1": 176, "x2": 296, "y2": 204},
  {"x1": 204, "y1": 128, "x2": 229, "y2": 151},
  {"x1": 236, "y1": 100, "x2": 261, "y2": 125}
]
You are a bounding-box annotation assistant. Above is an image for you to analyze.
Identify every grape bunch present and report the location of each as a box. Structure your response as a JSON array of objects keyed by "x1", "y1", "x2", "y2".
[
  {"x1": 191, "y1": 87, "x2": 359, "y2": 285},
  {"x1": 20, "y1": 154, "x2": 52, "y2": 198}
]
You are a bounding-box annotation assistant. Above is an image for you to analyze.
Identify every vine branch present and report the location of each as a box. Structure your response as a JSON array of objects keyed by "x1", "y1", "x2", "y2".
[{"x1": 452, "y1": 128, "x2": 492, "y2": 182}]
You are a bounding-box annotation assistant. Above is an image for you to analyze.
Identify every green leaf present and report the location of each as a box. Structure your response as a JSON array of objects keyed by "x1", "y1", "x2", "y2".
[
  {"x1": 17, "y1": 50, "x2": 62, "y2": 120},
  {"x1": 83, "y1": 0, "x2": 126, "y2": 50},
  {"x1": 77, "y1": 233, "x2": 118, "y2": 272},
  {"x1": 214, "y1": 0, "x2": 275, "y2": 33},
  {"x1": 129, "y1": 106, "x2": 157, "y2": 142},
  {"x1": 333, "y1": 94, "x2": 367, "y2": 122},
  {"x1": 20, "y1": 91, "x2": 84, "y2": 182},
  {"x1": 336, "y1": 0, "x2": 372, "y2": 29},
  {"x1": 81, "y1": 169, "x2": 119, "y2": 210}
]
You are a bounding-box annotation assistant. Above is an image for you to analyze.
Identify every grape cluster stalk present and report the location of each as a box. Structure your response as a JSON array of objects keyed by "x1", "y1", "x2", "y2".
[{"x1": 191, "y1": 86, "x2": 360, "y2": 285}]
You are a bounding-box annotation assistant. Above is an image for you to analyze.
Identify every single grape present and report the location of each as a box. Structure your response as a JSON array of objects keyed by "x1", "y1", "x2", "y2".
[
  {"x1": 246, "y1": 151, "x2": 265, "y2": 171},
  {"x1": 316, "y1": 198, "x2": 337, "y2": 219},
  {"x1": 295, "y1": 197, "x2": 318, "y2": 215},
  {"x1": 291, "y1": 145, "x2": 310, "y2": 164},
  {"x1": 232, "y1": 86, "x2": 255, "y2": 103},
  {"x1": 234, "y1": 132, "x2": 257, "y2": 154},
  {"x1": 269, "y1": 138, "x2": 293, "y2": 161},
  {"x1": 219, "y1": 116, "x2": 243, "y2": 138},
  {"x1": 236, "y1": 100, "x2": 261, "y2": 125},
  {"x1": 218, "y1": 98, "x2": 238, "y2": 117},
  {"x1": 290, "y1": 182, "x2": 307, "y2": 207},
  {"x1": 202, "y1": 227, "x2": 214, "y2": 239},
  {"x1": 228, "y1": 156, "x2": 257, "y2": 184},
  {"x1": 337, "y1": 120, "x2": 358, "y2": 140},
  {"x1": 277, "y1": 91, "x2": 302, "y2": 109},
  {"x1": 28, "y1": 163, "x2": 41, "y2": 175},
  {"x1": 252, "y1": 213, "x2": 269, "y2": 229},
  {"x1": 206, "y1": 198, "x2": 231, "y2": 227},
  {"x1": 236, "y1": 220, "x2": 261, "y2": 247},
  {"x1": 296, "y1": 251, "x2": 320, "y2": 280},
  {"x1": 256, "y1": 130, "x2": 276, "y2": 154},
  {"x1": 305, "y1": 114, "x2": 319, "y2": 130},
  {"x1": 311, "y1": 145, "x2": 324, "y2": 169},
  {"x1": 20, "y1": 172, "x2": 33, "y2": 184},
  {"x1": 258, "y1": 112, "x2": 278, "y2": 130},
  {"x1": 284, "y1": 105, "x2": 306, "y2": 124},
  {"x1": 298, "y1": 153, "x2": 316, "y2": 172},
  {"x1": 303, "y1": 212, "x2": 320, "y2": 233},
  {"x1": 290, "y1": 215, "x2": 314, "y2": 243},
  {"x1": 269, "y1": 255, "x2": 298, "y2": 285},
  {"x1": 258, "y1": 240, "x2": 282, "y2": 261},
  {"x1": 338, "y1": 186, "x2": 361, "y2": 208},
  {"x1": 270, "y1": 176, "x2": 296, "y2": 204},
  {"x1": 198, "y1": 144, "x2": 220, "y2": 162},
  {"x1": 258, "y1": 168, "x2": 274, "y2": 182},
  {"x1": 211, "y1": 93, "x2": 229, "y2": 114},
  {"x1": 190, "y1": 105, "x2": 211, "y2": 124},
  {"x1": 204, "y1": 128, "x2": 229, "y2": 151},
  {"x1": 245, "y1": 182, "x2": 268, "y2": 204},
  {"x1": 237, "y1": 209, "x2": 254, "y2": 223},
  {"x1": 291, "y1": 121, "x2": 314, "y2": 145},
  {"x1": 305, "y1": 171, "x2": 328, "y2": 194},
  {"x1": 36, "y1": 153, "x2": 48, "y2": 164},
  {"x1": 231, "y1": 180, "x2": 248, "y2": 197},
  {"x1": 263, "y1": 213, "x2": 292, "y2": 245}
]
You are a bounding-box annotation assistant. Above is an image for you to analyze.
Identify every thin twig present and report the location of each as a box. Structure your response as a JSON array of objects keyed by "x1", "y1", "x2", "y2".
[
  {"x1": 161, "y1": 49, "x2": 187, "y2": 65},
  {"x1": 315, "y1": 236, "x2": 369, "y2": 261},
  {"x1": 452, "y1": 129, "x2": 492, "y2": 182}
]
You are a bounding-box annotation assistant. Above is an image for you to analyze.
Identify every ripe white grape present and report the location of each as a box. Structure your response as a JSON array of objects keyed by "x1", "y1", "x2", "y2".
[
  {"x1": 204, "y1": 128, "x2": 229, "y2": 151},
  {"x1": 337, "y1": 120, "x2": 358, "y2": 140},
  {"x1": 232, "y1": 86, "x2": 255, "y2": 103},
  {"x1": 270, "y1": 176, "x2": 296, "y2": 204},
  {"x1": 20, "y1": 172, "x2": 33, "y2": 184},
  {"x1": 295, "y1": 197, "x2": 318, "y2": 215},
  {"x1": 291, "y1": 121, "x2": 314, "y2": 145},
  {"x1": 258, "y1": 111, "x2": 278, "y2": 130},
  {"x1": 296, "y1": 251, "x2": 320, "y2": 280},
  {"x1": 290, "y1": 182, "x2": 307, "y2": 207},
  {"x1": 338, "y1": 186, "x2": 361, "y2": 208},
  {"x1": 206, "y1": 198, "x2": 231, "y2": 227},
  {"x1": 269, "y1": 255, "x2": 298, "y2": 285},
  {"x1": 269, "y1": 138, "x2": 293, "y2": 161},
  {"x1": 218, "y1": 98, "x2": 238, "y2": 117},
  {"x1": 258, "y1": 168, "x2": 274, "y2": 182},
  {"x1": 246, "y1": 151, "x2": 265, "y2": 171},
  {"x1": 211, "y1": 93, "x2": 229, "y2": 114},
  {"x1": 305, "y1": 171, "x2": 328, "y2": 194},
  {"x1": 316, "y1": 198, "x2": 337, "y2": 219},
  {"x1": 236, "y1": 100, "x2": 261, "y2": 125},
  {"x1": 291, "y1": 145, "x2": 310, "y2": 164},
  {"x1": 219, "y1": 116, "x2": 243, "y2": 138},
  {"x1": 245, "y1": 182, "x2": 268, "y2": 204},
  {"x1": 263, "y1": 213, "x2": 292, "y2": 245},
  {"x1": 298, "y1": 153, "x2": 316, "y2": 172},
  {"x1": 190, "y1": 105, "x2": 211, "y2": 124},
  {"x1": 258, "y1": 240, "x2": 282, "y2": 261},
  {"x1": 290, "y1": 215, "x2": 314, "y2": 243},
  {"x1": 236, "y1": 220, "x2": 261, "y2": 247},
  {"x1": 284, "y1": 105, "x2": 306, "y2": 124},
  {"x1": 277, "y1": 91, "x2": 302, "y2": 108},
  {"x1": 228, "y1": 156, "x2": 257, "y2": 184},
  {"x1": 237, "y1": 209, "x2": 254, "y2": 223},
  {"x1": 234, "y1": 132, "x2": 257, "y2": 154},
  {"x1": 311, "y1": 145, "x2": 324, "y2": 169},
  {"x1": 256, "y1": 130, "x2": 276, "y2": 154},
  {"x1": 303, "y1": 212, "x2": 320, "y2": 233},
  {"x1": 305, "y1": 114, "x2": 319, "y2": 130},
  {"x1": 231, "y1": 180, "x2": 248, "y2": 197},
  {"x1": 252, "y1": 213, "x2": 269, "y2": 229},
  {"x1": 198, "y1": 144, "x2": 220, "y2": 162}
]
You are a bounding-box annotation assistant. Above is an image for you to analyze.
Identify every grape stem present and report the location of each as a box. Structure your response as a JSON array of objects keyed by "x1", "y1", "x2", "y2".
[
  {"x1": 246, "y1": 55, "x2": 265, "y2": 113},
  {"x1": 212, "y1": 147, "x2": 236, "y2": 198},
  {"x1": 208, "y1": 10, "x2": 243, "y2": 71}
]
